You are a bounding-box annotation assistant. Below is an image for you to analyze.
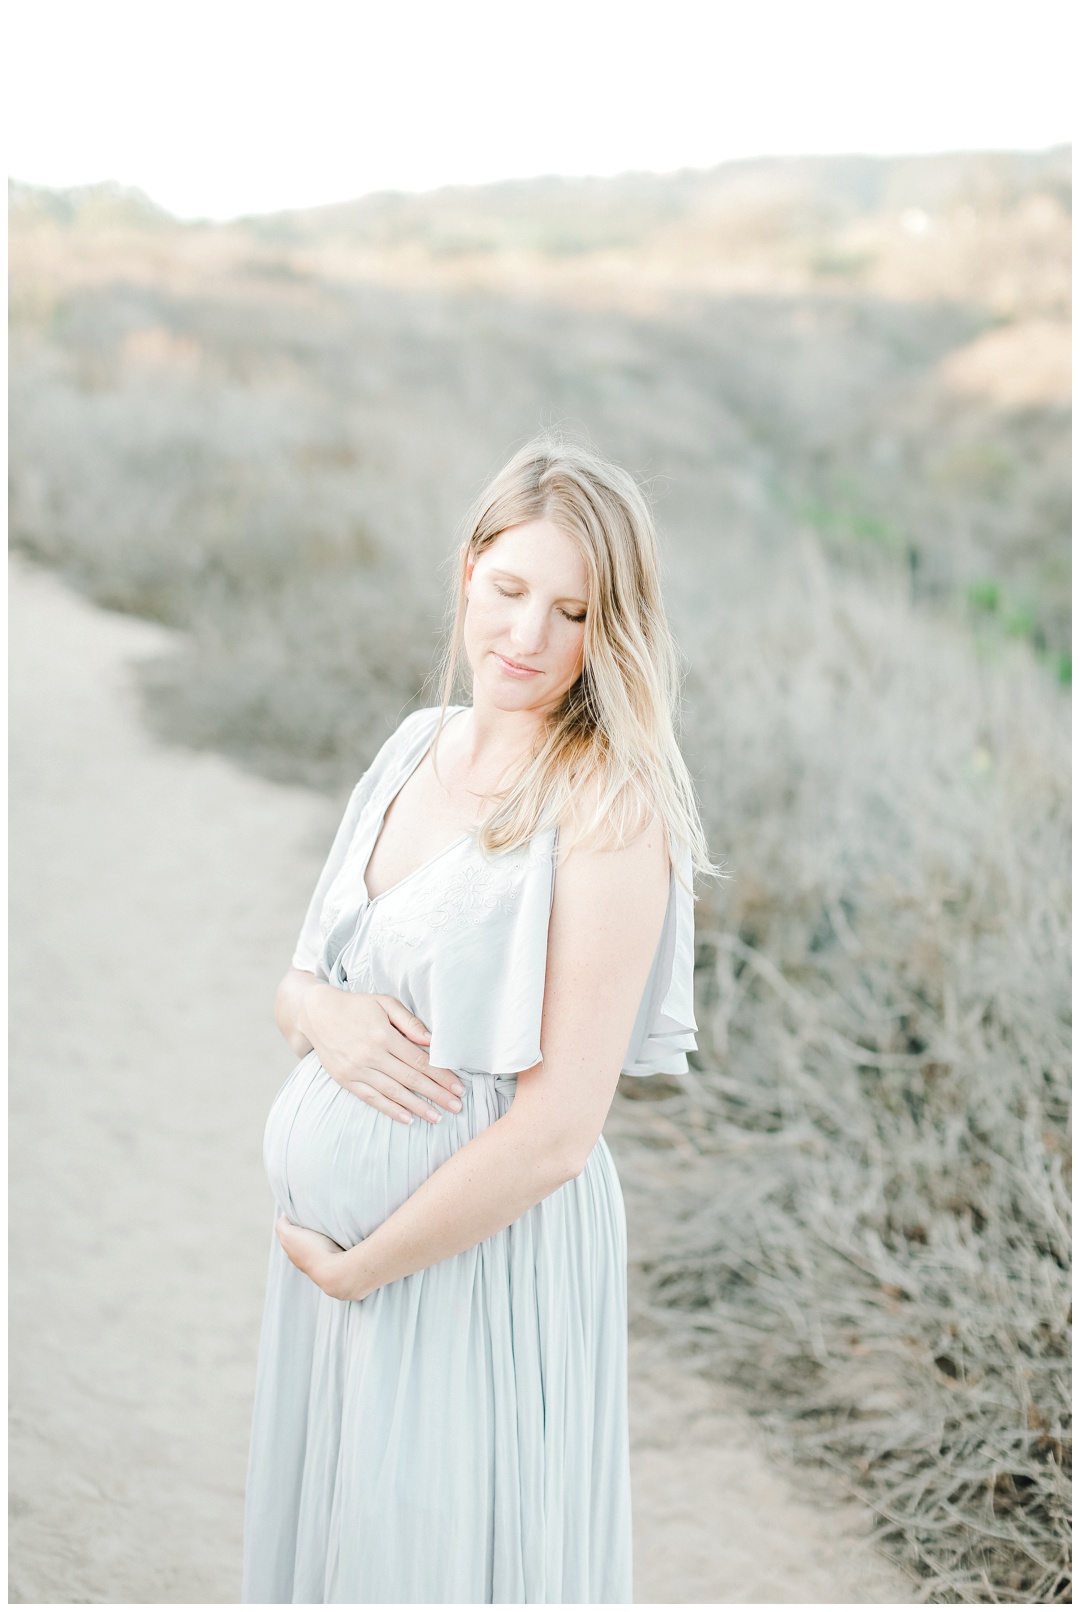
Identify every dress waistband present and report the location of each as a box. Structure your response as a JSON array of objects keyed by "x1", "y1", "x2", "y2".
[{"x1": 456, "y1": 1069, "x2": 519, "y2": 1098}]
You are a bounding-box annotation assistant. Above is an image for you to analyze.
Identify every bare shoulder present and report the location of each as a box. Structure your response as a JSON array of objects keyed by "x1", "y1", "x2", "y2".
[
  {"x1": 554, "y1": 781, "x2": 670, "y2": 924},
  {"x1": 558, "y1": 773, "x2": 669, "y2": 867},
  {"x1": 545, "y1": 790, "x2": 670, "y2": 1010}
]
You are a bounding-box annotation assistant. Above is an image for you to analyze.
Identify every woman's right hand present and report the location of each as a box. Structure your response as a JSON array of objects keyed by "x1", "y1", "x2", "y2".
[{"x1": 275, "y1": 968, "x2": 464, "y2": 1125}]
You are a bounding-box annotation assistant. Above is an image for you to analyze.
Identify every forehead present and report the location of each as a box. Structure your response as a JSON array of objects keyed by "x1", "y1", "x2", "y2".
[{"x1": 481, "y1": 519, "x2": 588, "y2": 590}]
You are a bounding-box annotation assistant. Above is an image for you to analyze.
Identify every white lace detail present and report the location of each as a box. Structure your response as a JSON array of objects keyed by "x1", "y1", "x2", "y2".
[
  {"x1": 431, "y1": 861, "x2": 519, "y2": 929},
  {"x1": 364, "y1": 844, "x2": 545, "y2": 952}
]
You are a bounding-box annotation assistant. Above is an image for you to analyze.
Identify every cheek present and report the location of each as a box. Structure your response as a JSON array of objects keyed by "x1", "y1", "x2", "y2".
[
  {"x1": 463, "y1": 593, "x2": 506, "y2": 652},
  {"x1": 555, "y1": 627, "x2": 586, "y2": 683}
]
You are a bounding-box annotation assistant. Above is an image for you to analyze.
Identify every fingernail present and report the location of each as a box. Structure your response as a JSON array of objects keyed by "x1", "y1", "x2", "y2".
[
  {"x1": 452, "y1": 1083, "x2": 465, "y2": 1096},
  {"x1": 429, "y1": 1109, "x2": 443, "y2": 1123},
  {"x1": 449, "y1": 1098, "x2": 461, "y2": 1112}
]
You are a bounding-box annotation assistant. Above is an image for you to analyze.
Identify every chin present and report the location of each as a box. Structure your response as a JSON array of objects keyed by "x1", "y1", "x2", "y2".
[
  {"x1": 480, "y1": 675, "x2": 545, "y2": 710},
  {"x1": 471, "y1": 660, "x2": 555, "y2": 713}
]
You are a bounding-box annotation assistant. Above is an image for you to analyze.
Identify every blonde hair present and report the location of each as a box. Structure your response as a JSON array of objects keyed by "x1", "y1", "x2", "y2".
[{"x1": 434, "y1": 436, "x2": 715, "y2": 878}]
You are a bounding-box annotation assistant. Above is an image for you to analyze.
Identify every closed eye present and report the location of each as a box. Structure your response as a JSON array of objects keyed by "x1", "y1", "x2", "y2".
[{"x1": 494, "y1": 584, "x2": 585, "y2": 623}]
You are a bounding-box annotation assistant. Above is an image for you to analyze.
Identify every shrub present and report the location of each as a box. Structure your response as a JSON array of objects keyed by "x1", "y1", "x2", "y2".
[{"x1": 612, "y1": 554, "x2": 1070, "y2": 1602}]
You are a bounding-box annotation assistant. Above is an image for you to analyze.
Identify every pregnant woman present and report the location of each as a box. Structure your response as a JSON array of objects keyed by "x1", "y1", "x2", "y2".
[{"x1": 242, "y1": 438, "x2": 712, "y2": 1603}]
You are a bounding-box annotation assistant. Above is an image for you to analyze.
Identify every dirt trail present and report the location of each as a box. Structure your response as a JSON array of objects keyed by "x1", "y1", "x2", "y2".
[{"x1": 8, "y1": 556, "x2": 918, "y2": 1604}]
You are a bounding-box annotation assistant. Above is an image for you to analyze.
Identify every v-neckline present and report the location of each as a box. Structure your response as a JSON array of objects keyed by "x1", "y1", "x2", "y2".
[{"x1": 361, "y1": 707, "x2": 472, "y2": 906}]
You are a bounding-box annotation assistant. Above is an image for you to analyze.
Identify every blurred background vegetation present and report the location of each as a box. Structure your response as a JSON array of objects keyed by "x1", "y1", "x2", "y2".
[{"x1": 8, "y1": 147, "x2": 1071, "y2": 1601}]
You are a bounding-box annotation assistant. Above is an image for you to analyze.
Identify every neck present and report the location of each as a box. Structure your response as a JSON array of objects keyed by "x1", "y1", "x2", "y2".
[{"x1": 449, "y1": 690, "x2": 550, "y2": 794}]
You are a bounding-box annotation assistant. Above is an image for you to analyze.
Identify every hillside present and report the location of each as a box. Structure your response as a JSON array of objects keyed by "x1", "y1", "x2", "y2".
[{"x1": 9, "y1": 150, "x2": 1073, "y2": 783}]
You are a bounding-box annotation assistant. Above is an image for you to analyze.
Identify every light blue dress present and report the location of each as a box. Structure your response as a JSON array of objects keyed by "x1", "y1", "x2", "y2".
[{"x1": 242, "y1": 706, "x2": 697, "y2": 1604}]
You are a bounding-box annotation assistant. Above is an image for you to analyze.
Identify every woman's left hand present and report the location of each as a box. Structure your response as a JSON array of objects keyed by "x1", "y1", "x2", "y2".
[{"x1": 276, "y1": 1214, "x2": 364, "y2": 1301}]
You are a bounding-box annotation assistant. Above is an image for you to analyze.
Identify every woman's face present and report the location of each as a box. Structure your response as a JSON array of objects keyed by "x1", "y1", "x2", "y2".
[{"x1": 464, "y1": 519, "x2": 589, "y2": 715}]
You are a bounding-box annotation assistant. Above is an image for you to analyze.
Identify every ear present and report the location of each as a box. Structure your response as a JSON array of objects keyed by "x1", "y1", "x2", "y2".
[{"x1": 464, "y1": 548, "x2": 476, "y2": 594}]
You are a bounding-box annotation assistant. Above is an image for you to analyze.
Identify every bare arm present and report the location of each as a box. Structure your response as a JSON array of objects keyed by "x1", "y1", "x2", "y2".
[
  {"x1": 276, "y1": 816, "x2": 671, "y2": 1301},
  {"x1": 275, "y1": 967, "x2": 318, "y2": 1057}
]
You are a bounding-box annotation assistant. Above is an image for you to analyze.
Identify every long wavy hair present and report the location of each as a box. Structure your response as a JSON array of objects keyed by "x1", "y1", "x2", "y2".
[{"x1": 433, "y1": 437, "x2": 715, "y2": 878}]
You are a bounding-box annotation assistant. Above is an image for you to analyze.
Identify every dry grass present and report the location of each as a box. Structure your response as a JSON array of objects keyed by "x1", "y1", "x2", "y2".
[{"x1": 611, "y1": 552, "x2": 1070, "y2": 1601}]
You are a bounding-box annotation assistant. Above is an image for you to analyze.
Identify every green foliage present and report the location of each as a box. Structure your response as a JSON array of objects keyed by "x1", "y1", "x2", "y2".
[
  {"x1": 968, "y1": 580, "x2": 1001, "y2": 613},
  {"x1": 1006, "y1": 605, "x2": 1039, "y2": 640},
  {"x1": 797, "y1": 488, "x2": 907, "y2": 558}
]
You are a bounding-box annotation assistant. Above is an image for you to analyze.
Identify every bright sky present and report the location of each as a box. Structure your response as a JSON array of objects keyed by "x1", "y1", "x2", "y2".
[{"x1": 6, "y1": 0, "x2": 1074, "y2": 220}]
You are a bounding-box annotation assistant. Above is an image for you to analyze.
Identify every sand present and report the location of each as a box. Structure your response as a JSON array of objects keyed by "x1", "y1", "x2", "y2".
[{"x1": 8, "y1": 555, "x2": 919, "y2": 1604}]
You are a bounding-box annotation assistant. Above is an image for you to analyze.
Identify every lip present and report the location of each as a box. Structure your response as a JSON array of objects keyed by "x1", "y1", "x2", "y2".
[{"x1": 493, "y1": 651, "x2": 542, "y2": 678}]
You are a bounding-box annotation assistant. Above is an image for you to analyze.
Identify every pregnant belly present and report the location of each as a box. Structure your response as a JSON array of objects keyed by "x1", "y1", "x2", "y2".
[{"x1": 263, "y1": 1052, "x2": 513, "y2": 1249}]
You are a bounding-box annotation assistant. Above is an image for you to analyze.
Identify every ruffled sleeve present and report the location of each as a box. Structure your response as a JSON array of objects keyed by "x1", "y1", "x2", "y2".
[
  {"x1": 290, "y1": 708, "x2": 442, "y2": 975},
  {"x1": 620, "y1": 843, "x2": 699, "y2": 1076},
  {"x1": 291, "y1": 777, "x2": 373, "y2": 975},
  {"x1": 420, "y1": 833, "x2": 698, "y2": 1080}
]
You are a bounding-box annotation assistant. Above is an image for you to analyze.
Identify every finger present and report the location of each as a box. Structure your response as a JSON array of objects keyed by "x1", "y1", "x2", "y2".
[
  {"x1": 417, "y1": 1061, "x2": 467, "y2": 1097},
  {"x1": 350, "y1": 1081, "x2": 419, "y2": 1127},
  {"x1": 363, "y1": 1069, "x2": 447, "y2": 1125},
  {"x1": 381, "y1": 1055, "x2": 464, "y2": 1113},
  {"x1": 380, "y1": 997, "x2": 432, "y2": 1047},
  {"x1": 382, "y1": 1026, "x2": 465, "y2": 1099}
]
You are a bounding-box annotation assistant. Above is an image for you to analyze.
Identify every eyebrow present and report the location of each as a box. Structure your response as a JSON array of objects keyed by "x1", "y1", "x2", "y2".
[{"x1": 490, "y1": 568, "x2": 587, "y2": 607}]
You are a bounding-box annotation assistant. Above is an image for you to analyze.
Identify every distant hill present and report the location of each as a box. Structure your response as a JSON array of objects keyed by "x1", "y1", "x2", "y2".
[{"x1": 11, "y1": 146, "x2": 1070, "y2": 315}]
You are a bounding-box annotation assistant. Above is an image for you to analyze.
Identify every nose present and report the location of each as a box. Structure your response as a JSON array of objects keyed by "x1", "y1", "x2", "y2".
[{"x1": 509, "y1": 603, "x2": 547, "y2": 656}]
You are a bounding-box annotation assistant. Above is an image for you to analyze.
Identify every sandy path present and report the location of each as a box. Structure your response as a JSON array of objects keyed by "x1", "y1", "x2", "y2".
[{"x1": 8, "y1": 556, "x2": 917, "y2": 1604}]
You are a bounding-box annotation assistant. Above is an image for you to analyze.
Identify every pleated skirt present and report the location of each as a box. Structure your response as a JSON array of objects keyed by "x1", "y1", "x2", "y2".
[{"x1": 242, "y1": 1055, "x2": 632, "y2": 1604}]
